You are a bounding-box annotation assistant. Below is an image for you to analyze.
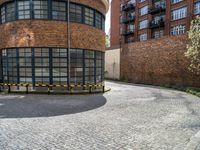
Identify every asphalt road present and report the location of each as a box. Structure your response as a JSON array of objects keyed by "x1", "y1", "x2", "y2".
[{"x1": 0, "y1": 81, "x2": 200, "y2": 150}]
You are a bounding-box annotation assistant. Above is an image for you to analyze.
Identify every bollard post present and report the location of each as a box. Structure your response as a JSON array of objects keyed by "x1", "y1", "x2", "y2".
[
  {"x1": 8, "y1": 85, "x2": 11, "y2": 93},
  {"x1": 103, "y1": 85, "x2": 105, "y2": 93},
  {"x1": 48, "y1": 86, "x2": 50, "y2": 95},
  {"x1": 70, "y1": 86, "x2": 73, "y2": 94},
  {"x1": 26, "y1": 85, "x2": 29, "y2": 94},
  {"x1": 89, "y1": 86, "x2": 92, "y2": 93}
]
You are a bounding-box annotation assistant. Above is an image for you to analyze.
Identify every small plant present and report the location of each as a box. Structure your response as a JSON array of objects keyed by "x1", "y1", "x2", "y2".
[
  {"x1": 120, "y1": 75, "x2": 129, "y2": 82},
  {"x1": 186, "y1": 87, "x2": 200, "y2": 97}
]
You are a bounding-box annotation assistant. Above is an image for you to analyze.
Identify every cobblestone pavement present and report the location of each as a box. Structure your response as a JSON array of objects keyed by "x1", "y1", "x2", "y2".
[{"x1": 0, "y1": 81, "x2": 200, "y2": 150}]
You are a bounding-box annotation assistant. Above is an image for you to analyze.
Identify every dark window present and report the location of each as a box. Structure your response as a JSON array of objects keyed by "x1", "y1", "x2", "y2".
[
  {"x1": 1, "y1": 48, "x2": 104, "y2": 85},
  {"x1": 0, "y1": 1, "x2": 105, "y2": 31},
  {"x1": 35, "y1": 48, "x2": 50, "y2": 84},
  {"x1": 6, "y1": 49, "x2": 18, "y2": 83},
  {"x1": 95, "y1": 12, "x2": 102, "y2": 29},
  {"x1": 102, "y1": 17, "x2": 105, "y2": 31},
  {"x1": 6, "y1": 3, "x2": 15, "y2": 21},
  {"x1": 1, "y1": 6, "x2": 6, "y2": 23},
  {"x1": 85, "y1": 50, "x2": 95, "y2": 84},
  {"x1": 194, "y1": 2, "x2": 200, "y2": 15},
  {"x1": 85, "y1": 7, "x2": 94, "y2": 26},
  {"x1": 70, "y1": 49, "x2": 83, "y2": 84},
  {"x1": 125, "y1": 35, "x2": 134, "y2": 43},
  {"x1": 96, "y1": 51, "x2": 103, "y2": 83},
  {"x1": 2, "y1": 50, "x2": 8, "y2": 82},
  {"x1": 52, "y1": 48, "x2": 68, "y2": 84},
  {"x1": 19, "y1": 48, "x2": 32, "y2": 83},
  {"x1": 52, "y1": 1, "x2": 66, "y2": 20},
  {"x1": 18, "y1": 0, "x2": 30, "y2": 19},
  {"x1": 33, "y1": 0, "x2": 48, "y2": 19},
  {"x1": 70, "y1": 3, "x2": 82, "y2": 23}
]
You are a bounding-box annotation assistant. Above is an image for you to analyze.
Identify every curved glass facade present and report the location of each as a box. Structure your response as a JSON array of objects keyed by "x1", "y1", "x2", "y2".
[
  {"x1": 0, "y1": 48, "x2": 104, "y2": 85},
  {"x1": 0, "y1": 0, "x2": 105, "y2": 31}
]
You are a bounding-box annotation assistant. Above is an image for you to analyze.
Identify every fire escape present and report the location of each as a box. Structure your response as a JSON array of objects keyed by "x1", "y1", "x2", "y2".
[
  {"x1": 120, "y1": 0, "x2": 135, "y2": 43},
  {"x1": 148, "y1": 0, "x2": 166, "y2": 39}
]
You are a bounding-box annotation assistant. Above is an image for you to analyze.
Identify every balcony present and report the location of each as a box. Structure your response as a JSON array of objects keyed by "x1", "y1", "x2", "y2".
[
  {"x1": 122, "y1": 29, "x2": 134, "y2": 36},
  {"x1": 148, "y1": 6, "x2": 166, "y2": 15},
  {"x1": 121, "y1": 16, "x2": 135, "y2": 24},
  {"x1": 149, "y1": 20, "x2": 165, "y2": 29},
  {"x1": 122, "y1": 3, "x2": 135, "y2": 11}
]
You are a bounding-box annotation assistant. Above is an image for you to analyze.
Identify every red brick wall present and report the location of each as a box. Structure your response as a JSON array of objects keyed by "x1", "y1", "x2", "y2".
[
  {"x1": 121, "y1": 34, "x2": 200, "y2": 87},
  {"x1": 110, "y1": 0, "x2": 197, "y2": 45},
  {"x1": 0, "y1": 21, "x2": 105, "y2": 52},
  {"x1": 110, "y1": 0, "x2": 121, "y2": 48}
]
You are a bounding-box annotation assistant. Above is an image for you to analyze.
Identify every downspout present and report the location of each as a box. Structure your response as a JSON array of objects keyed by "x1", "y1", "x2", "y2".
[{"x1": 67, "y1": 0, "x2": 71, "y2": 86}]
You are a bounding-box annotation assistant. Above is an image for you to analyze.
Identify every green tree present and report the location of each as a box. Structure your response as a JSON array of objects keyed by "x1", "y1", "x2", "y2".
[
  {"x1": 105, "y1": 35, "x2": 110, "y2": 48},
  {"x1": 185, "y1": 16, "x2": 200, "y2": 75}
]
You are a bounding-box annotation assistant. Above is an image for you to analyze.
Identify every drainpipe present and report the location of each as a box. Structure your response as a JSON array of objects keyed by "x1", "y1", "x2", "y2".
[{"x1": 67, "y1": 0, "x2": 71, "y2": 86}]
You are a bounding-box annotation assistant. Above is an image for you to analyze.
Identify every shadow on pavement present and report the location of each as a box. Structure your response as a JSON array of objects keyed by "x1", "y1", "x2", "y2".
[{"x1": 0, "y1": 94, "x2": 107, "y2": 118}]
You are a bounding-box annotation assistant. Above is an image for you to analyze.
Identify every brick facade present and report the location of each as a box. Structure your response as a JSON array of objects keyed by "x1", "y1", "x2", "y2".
[
  {"x1": 110, "y1": 0, "x2": 121, "y2": 48},
  {"x1": 0, "y1": 0, "x2": 109, "y2": 88},
  {"x1": 121, "y1": 34, "x2": 200, "y2": 87},
  {"x1": 110, "y1": 0, "x2": 200, "y2": 47},
  {"x1": 0, "y1": 21, "x2": 105, "y2": 52}
]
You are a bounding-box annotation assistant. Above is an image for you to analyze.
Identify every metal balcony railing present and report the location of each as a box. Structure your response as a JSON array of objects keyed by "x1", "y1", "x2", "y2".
[
  {"x1": 149, "y1": 20, "x2": 165, "y2": 29},
  {"x1": 148, "y1": 6, "x2": 166, "y2": 15},
  {"x1": 122, "y1": 3, "x2": 135, "y2": 11},
  {"x1": 121, "y1": 16, "x2": 135, "y2": 24},
  {"x1": 122, "y1": 29, "x2": 134, "y2": 36}
]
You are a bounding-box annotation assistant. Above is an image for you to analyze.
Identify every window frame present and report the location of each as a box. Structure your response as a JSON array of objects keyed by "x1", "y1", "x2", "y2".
[
  {"x1": 17, "y1": 0, "x2": 31, "y2": 20},
  {"x1": 84, "y1": 7, "x2": 94, "y2": 26},
  {"x1": 171, "y1": 24, "x2": 186, "y2": 36},
  {"x1": 171, "y1": 7, "x2": 187, "y2": 21},
  {"x1": 33, "y1": 0, "x2": 48, "y2": 19},
  {"x1": 194, "y1": 2, "x2": 200, "y2": 15},
  {"x1": 0, "y1": 0, "x2": 105, "y2": 31}
]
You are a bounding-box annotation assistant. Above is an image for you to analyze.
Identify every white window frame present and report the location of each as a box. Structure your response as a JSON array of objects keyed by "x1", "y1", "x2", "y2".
[
  {"x1": 139, "y1": 33, "x2": 147, "y2": 41},
  {"x1": 194, "y1": 2, "x2": 200, "y2": 15},
  {"x1": 171, "y1": 0, "x2": 183, "y2": 4},
  {"x1": 171, "y1": 7, "x2": 187, "y2": 21},
  {"x1": 171, "y1": 25, "x2": 186, "y2": 36},
  {"x1": 140, "y1": 5, "x2": 148, "y2": 16},
  {"x1": 139, "y1": 19, "x2": 148, "y2": 29}
]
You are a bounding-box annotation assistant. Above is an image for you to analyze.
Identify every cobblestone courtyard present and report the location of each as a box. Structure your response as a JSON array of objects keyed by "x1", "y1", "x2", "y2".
[{"x1": 0, "y1": 81, "x2": 200, "y2": 150}]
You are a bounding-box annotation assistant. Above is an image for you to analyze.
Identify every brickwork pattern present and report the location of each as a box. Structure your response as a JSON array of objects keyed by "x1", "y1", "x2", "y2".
[
  {"x1": 0, "y1": 21, "x2": 105, "y2": 52},
  {"x1": 110, "y1": 0, "x2": 121, "y2": 48},
  {"x1": 121, "y1": 34, "x2": 200, "y2": 87},
  {"x1": 110, "y1": 0, "x2": 197, "y2": 48}
]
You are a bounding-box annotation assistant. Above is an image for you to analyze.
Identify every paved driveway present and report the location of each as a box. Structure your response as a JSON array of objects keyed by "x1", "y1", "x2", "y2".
[{"x1": 0, "y1": 81, "x2": 200, "y2": 150}]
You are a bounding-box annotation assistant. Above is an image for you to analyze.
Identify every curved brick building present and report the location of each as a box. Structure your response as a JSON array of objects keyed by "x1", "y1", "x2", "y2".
[{"x1": 0, "y1": 0, "x2": 109, "y2": 91}]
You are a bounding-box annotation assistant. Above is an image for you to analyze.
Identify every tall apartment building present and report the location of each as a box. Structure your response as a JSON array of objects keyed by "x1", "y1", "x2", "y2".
[{"x1": 110, "y1": 0, "x2": 200, "y2": 48}]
